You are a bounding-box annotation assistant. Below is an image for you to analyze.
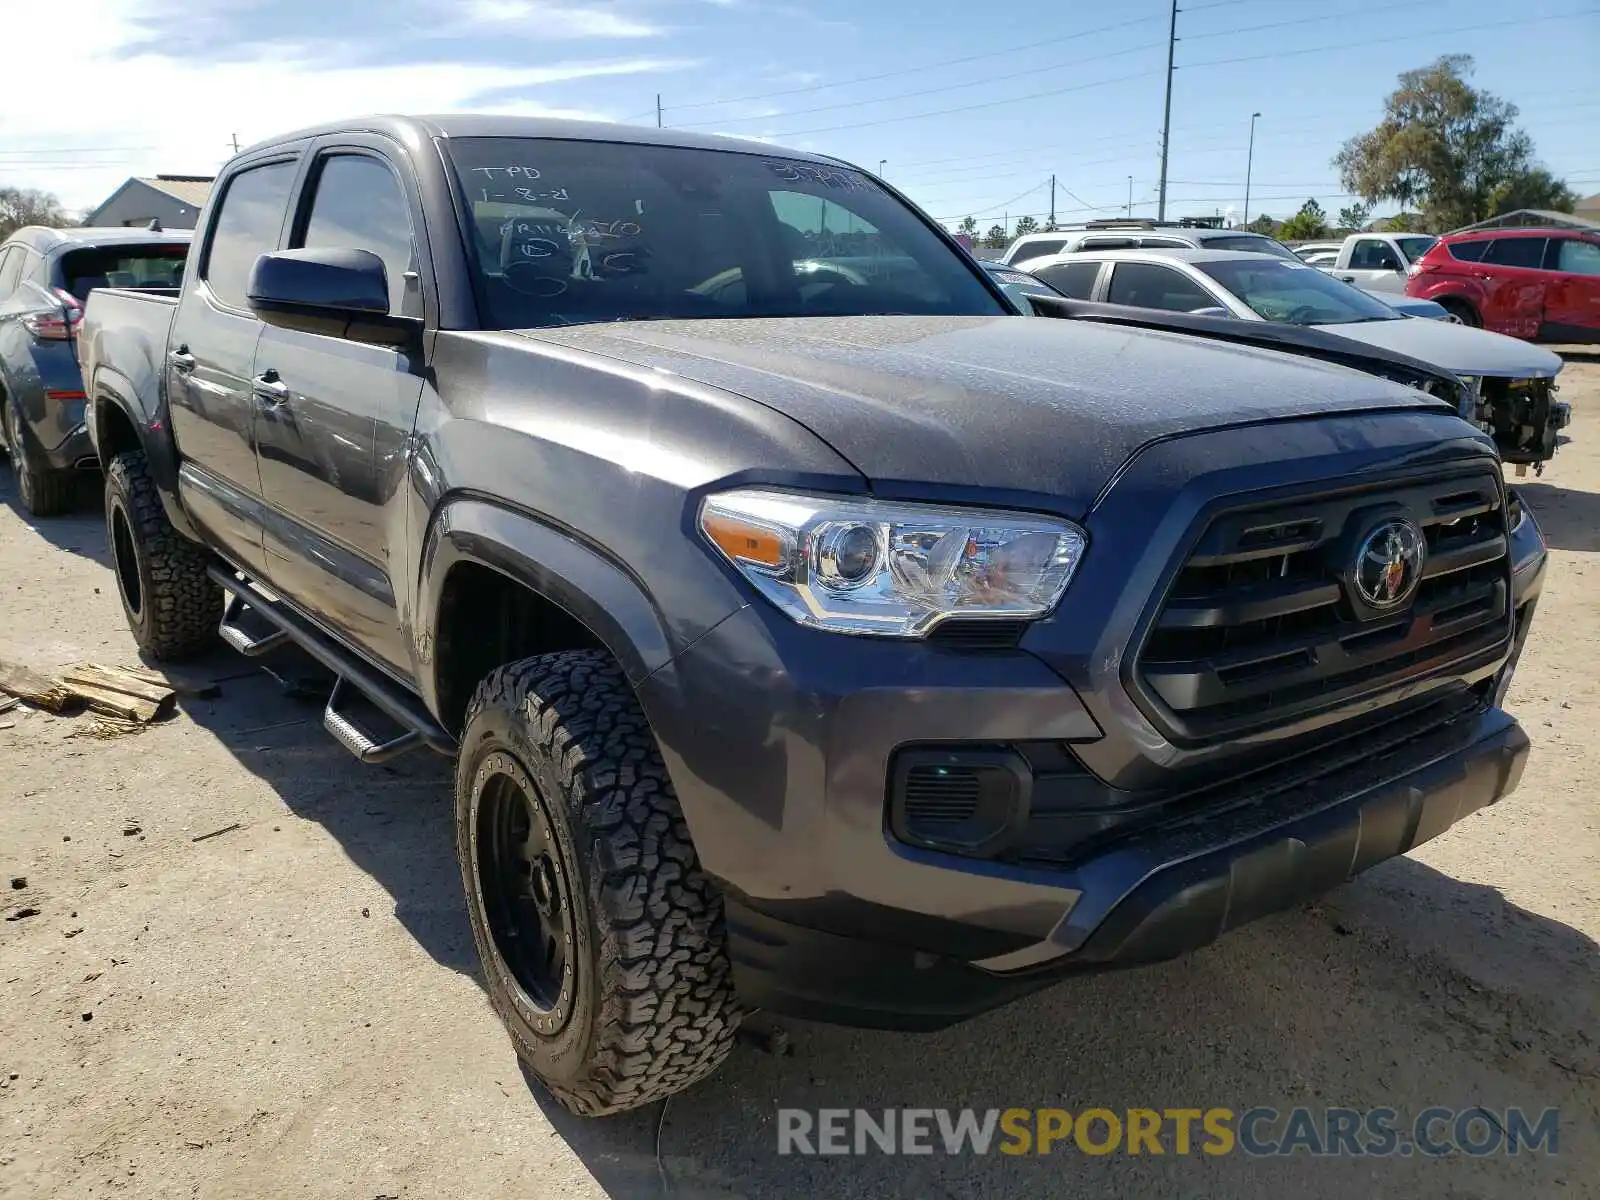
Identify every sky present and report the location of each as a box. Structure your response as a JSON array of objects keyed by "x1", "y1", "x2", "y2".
[{"x1": 2, "y1": 0, "x2": 1596, "y2": 231}]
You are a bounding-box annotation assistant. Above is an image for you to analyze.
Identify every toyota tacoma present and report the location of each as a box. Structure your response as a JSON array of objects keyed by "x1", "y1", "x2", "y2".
[{"x1": 77, "y1": 116, "x2": 1546, "y2": 1115}]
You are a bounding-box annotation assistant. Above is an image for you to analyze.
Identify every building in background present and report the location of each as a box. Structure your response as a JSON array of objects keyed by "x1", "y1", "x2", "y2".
[{"x1": 85, "y1": 175, "x2": 213, "y2": 229}]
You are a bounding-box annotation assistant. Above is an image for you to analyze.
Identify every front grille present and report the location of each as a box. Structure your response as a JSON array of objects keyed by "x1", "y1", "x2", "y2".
[{"x1": 1132, "y1": 468, "x2": 1512, "y2": 743}]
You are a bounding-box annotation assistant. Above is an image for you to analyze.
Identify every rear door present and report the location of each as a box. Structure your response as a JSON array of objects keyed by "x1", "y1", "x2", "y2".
[
  {"x1": 1541, "y1": 237, "x2": 1600, "y2": 340},
  {"x1": 1337, "y1": 237, "x2": 1405, "y2": 292},
  {"x1": 250, "y1": 142, "x2": 427, "y2": 673},
  {"x1": 1104, "y1": 261, "x2": 1225, "y2": 313},
  {"x1": 168, "y1": 157, "x2": 300, "y2": 575},
  {"x1": 1477, "y1": 236, "x2": 1550, "y2": 339}
]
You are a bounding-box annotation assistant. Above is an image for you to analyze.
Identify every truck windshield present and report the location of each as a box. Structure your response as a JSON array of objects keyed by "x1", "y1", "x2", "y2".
[
  {"x1": 1194, "y1": 258, "x2": 1405, "y2": 325},
  {"x1": 443, "y1": 137, "x2": 1006, "y2": 328}
]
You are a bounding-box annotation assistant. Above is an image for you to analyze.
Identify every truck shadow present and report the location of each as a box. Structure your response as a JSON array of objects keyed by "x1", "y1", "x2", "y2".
[
  {"x1": 524, "y1": 856, "x2": 1599, "y2": 1199},
  {"x1": 0, "y1": 465, "x2": 113, "y2": 568},
  {"x1": 1518, "y1": 481, "x2": 1600, "y2": 553}
]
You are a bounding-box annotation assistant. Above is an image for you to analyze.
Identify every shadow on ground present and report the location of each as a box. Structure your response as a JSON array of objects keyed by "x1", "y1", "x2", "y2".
[
  {"x1": 1518, "y1": 480, "x2": 1600, "y2": 553},
  {"x1": 0, "y1": 461, "x2": 112, "y2": 567}
]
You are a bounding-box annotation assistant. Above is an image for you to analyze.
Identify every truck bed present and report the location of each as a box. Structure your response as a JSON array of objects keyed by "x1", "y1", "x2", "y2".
[{"x1": 78, "y1": 288, "x2": 178, "y2": 421}]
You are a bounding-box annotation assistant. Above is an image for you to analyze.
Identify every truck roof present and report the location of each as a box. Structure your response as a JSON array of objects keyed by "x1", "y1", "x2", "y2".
[{"x1": 242, "y1": 114, "x2": 850, "y2": 168}]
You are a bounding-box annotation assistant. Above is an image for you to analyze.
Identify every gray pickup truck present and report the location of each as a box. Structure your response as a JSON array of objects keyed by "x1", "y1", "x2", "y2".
[{"x1": 79, "y1": 115, "x2": 1546, "y2": 1116}]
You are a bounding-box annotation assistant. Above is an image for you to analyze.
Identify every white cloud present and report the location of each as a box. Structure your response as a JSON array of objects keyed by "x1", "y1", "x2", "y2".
[
  {"x1": 0, "y1": 0, "x2": 688, "y2": 210},
  {"x1": 462, "y1": 0, "x2": 661, "y2": 38}
]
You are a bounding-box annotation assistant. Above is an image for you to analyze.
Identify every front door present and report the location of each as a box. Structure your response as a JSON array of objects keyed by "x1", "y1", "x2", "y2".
[
  {"x1": 1541, "y1": 237, "x2": 1600, "y2": 341},
  {"x1": 167, "y1": 158, "x2": 300, "y2": 575},
  {"x1": 1337, "y1": 237, "x2": 1405, "y2": 292},
  {"x1": 251, "y1": 149, "x2": 425, "y2": 676}
]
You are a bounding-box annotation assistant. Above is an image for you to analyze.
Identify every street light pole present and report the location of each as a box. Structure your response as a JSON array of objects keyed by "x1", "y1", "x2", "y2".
[
  {"x1": 1243, "y1": 111, "x2": 1261, "y2": 228},
  {"x1": 1127, "y1": 175, "x2": 1133, "y2": 217},
  {"x1": 878, "y1": 159, "x2": 887, "y2": 178}
]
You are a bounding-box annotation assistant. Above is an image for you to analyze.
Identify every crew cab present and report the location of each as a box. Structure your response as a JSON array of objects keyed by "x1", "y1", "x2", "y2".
[
  {"x1": 1314, "y1": 231, "x2": 1440, "y2": 293},
  {"x1": 79, "y1": 116, "x2": 1545, "y2": 1117},
  {"x1": 0, "y1": 225, "x2": 190, "y2": 514}
]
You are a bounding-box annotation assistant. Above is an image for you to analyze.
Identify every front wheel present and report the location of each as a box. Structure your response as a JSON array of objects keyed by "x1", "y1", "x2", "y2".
[
  {"x1": 1438, "y1": 298, "x2": 1481, "y2": 328},
  {"x1": 104, "y1": 451, "x2": 221, "y2": 660},
  {"x1": 456, "y1": 649, "x2": 741, "y2": 1115}
]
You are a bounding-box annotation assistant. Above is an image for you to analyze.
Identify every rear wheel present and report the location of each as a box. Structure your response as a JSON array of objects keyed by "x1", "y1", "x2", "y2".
[
  {"x1": 1439, "y1": 298, "x2": 1480, "y2": 327},
  {"x1": 104, "y1": 450, "x2": 221, "y2": 660},
  {"x1": 3, "y1": 401, "x2": 75, "y2": 517},
  {"x1": 456, "y1": 649, "x2": 741, "y2": 1115}
]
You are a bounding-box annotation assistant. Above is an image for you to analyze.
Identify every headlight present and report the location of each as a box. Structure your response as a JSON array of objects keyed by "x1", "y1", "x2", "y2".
[{"x1": 699, "y1": 489, "x2": 1087, "y2": 637}]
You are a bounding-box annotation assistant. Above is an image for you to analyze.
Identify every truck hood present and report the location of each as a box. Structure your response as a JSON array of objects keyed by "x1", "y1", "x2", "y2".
[
  {"x1": 1319, "y1": 316, "x2": 1564, "y2": 379},
  {"x1": 522, "y1": 315, "x2": 1449, "y2": 512}
]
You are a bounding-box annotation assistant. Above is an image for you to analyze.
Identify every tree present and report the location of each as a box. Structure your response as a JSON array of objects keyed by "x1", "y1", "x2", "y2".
[
  {"x1": 1336, "y1": 201, "x2": 1373, "y2": 231},
  {"x1": 1335, "y1": 55, "x2": 1577, "y2": 231},
  {"x1": 0, "y1": 186, "x2": 66, "y2": 240},
  {"x1": 1013, "y1": 215, "x2": 1039, "y2": 237},
  {"x1": 1277, "y1": 199, "x2": 1329, "y2": 240},
  {"x1": 957, "y1": 216, "x2": 979, "y2": 240},
  {"x1": 985, "y1": 224, "x2": 1007, "y2": 249},
  {"x1": 1040, "y1": 218, "x2": 1059, "y2": 232},
  {"x1": 1244, "y1": 214, "x2": 1278, "y2": 235}
]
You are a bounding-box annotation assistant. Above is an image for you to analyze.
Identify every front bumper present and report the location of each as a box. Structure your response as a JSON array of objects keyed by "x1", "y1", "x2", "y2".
[{"x1": 721, "y1": 703, "x2": 1527, "y2": 1029}]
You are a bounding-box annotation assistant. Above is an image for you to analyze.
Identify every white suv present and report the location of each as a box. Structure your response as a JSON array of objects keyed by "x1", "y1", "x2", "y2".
[{"x1": 1002, "y1": 224, "x2": 1299, "y2": 268}]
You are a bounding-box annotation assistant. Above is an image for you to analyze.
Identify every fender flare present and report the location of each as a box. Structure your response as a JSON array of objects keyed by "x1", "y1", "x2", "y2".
[
  {"x1": 88, "y1": 365, "x2": 199, "y2": 540},
  {"x1": 415, "y1": 495, "x2": 680, "y2": 713}
]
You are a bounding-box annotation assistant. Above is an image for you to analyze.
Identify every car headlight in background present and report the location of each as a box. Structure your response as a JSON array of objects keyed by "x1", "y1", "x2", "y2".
[{"x1": 699, "y1": 489, "x2": 1087, "y2": 637}]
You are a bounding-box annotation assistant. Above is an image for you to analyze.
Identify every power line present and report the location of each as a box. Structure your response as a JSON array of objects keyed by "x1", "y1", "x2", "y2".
[
  {"x1": 674, "y1": 37, "x2": 1164, "y2": 129},
  {"x1": 656, "y1": 13, "x2": 1163, "y2": 116}
]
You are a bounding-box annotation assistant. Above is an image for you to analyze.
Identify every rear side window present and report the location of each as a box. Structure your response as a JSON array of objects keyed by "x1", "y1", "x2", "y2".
[
  {"x1": 1483, "y1": 238, "x2": 1546, "y2": 269},
  {"x1": 58, "y1": 244, "x2": 190, "y2": 302},
  {"x1": 1554, "y1": 239, "x2": 1600, "y2": 276},
  {"x1": 1446, "y1": 240, "x2": 1489, "y2": 262},
  {"x1": 1080, "y1": 237, "x2": 1137, "y2": 250},
  {"x1": 1107, "y1": 262, "x2": 1216, "y2": 312},
  {"x1": 1012, "y1": 238, "x2": 1066, "y2": 262},
  {"x1": 1032, "y1": 259, "x2": 1101, "y2": 299},
  {"x1": 204, "y1": 161, "x2": 298, "y2": 308},
  {"x1": 296, "y1": 155, "x2": 417, "y2": 314}
]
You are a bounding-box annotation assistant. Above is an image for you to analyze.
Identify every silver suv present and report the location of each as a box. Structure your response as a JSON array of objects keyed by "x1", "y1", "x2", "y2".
[{"x1": 1001, "y1": 221, "x2": 1299, "y2": 267}]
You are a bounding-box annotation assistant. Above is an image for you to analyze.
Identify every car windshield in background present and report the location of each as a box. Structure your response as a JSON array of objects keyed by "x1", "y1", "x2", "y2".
[
  {"x1": 444, "y1": 138, "x2": 1006, "y2": 329},
  {"x1": 1397, "y1": 235, "x2": 1439, "y2": 261},
  {"x1": 1194, "y1": 258, "x2": 1404, "y2": 324},
  {"x1": 1203, "y1": 235, "x2": 1300, "y2": 261},
  {"x1": 59, "y1": 244, "x2": 189, "y2": 301}
]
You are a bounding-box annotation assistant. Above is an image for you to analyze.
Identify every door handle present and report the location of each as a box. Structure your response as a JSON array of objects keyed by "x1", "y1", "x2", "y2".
[
  {"x1": 1338, "y1": 275, "x2": 1355, "y2": 283},
  {"x1": 252, "y1": 370, "x2": 289, "y2": 406},
  {"x1": 168, "y1": 345, "x2": 195, "y2": 372}
]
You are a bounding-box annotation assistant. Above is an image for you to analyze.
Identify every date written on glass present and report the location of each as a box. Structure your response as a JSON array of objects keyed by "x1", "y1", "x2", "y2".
[{"x1": 764, "y1": 161, "x2": 871, "y2": 191}]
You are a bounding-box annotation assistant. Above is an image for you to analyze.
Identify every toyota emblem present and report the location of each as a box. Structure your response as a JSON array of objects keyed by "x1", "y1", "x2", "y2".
[{"x1": 1354, "y1": 519, "x2": 1426, "y2": 608}]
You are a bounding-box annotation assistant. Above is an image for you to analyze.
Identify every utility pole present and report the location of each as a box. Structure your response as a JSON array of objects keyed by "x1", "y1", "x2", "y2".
[
  {"x1": 1127, "y1": 175, "x2": 1133, "y2": 217},
  {"x1": 1243, "y1": 111, "x2": 1261, "y2": 228},
  {"x1": 1156, "y1": 0, "x2": 1178, "y2": 221},
  {"x1": 656, "y1": 94, "x2": 663, "y2": 128},
  {"x1": 229, "y1": 133, "x2": 240, "y2": 155},
  {"x1": 1049, "y1": 174, "x2": 1056, "y2": 228},
  {"x1": 879, "y1": 158, "x2": 887, "y2": 177}
]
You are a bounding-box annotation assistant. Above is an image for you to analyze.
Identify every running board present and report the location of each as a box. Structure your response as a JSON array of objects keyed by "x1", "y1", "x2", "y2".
[
  {"x1": 207, "y1": 565, "x2": 456, "y2": 759},
  {"x1": 323, "y1": 677, "x2": 423, "y2": 764},
  {"x1": 218, "y1": 591, "x2": 289, "y2": 657}
]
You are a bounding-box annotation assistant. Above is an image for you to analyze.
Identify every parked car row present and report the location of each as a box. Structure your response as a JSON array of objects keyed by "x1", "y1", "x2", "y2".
[{"x1": 3, "y1": 117, "x2": 1552, "y2": 1119}]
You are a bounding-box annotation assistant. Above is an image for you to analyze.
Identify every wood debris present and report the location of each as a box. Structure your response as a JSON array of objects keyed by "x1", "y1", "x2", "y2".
[
  {"x1": 0, "y1": 658, "x2": 177, "y2": 726},
  {"x1": 0, "y1": 659, "x2": 73, "y2": 713}
]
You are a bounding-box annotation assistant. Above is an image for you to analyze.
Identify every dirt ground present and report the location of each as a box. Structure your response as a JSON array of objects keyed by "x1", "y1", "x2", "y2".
[{"x1": 2, "y1": 363, "x2": 1598, "y2": 1200}]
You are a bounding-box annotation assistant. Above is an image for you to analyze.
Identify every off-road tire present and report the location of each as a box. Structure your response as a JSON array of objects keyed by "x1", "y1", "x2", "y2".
[
  {"x1": 4, "y1": 401, "x2": 75, "y2": 517},
  {"x1": 1439, "y1": 298, "x2": 1481, "y2": 327},
  {"x1": 456, "y1": 649, "x2": 741, "y2": 1115},
  {"x1": 104, "y1": 450, "x2": 221, "y2": 660}
]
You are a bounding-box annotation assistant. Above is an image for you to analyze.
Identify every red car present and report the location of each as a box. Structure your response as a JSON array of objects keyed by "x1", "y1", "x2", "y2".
[{"x1": 1406, "y1": 227, "x2": 1600, "y2": 343}]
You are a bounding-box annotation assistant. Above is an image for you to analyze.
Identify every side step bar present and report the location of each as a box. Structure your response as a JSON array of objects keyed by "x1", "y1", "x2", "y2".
[{"x1": 208, "y1": 566, "x2": 456, "y2": 760}]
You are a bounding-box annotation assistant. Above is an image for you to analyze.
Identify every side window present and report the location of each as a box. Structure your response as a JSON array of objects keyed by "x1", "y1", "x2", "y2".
[
  {"x1": 1349, "y1": 239, "x2": 1401, "y2": 270},
  {"x1": 1106, "y1": 262, "x2": 1216, "y2": 312},
  {"x1": 1447, "y1": 240, "x2": 1489, "y2": 263},
  {"x1": 297, "y1": 155, "x2": 417, "y2": 314},
  {"x1": 1137, "y1": 236, "x2": 1192, "y2": 248},
  {"x1": 1483, "y1": 238, "x2": 1546, "y2": 269},
  {"x1": 1019, "y1": 238, "x2": 1066, "y2": 260},
  {"x1": 1554, "y1": 239, "x2": 1600, "y2": 276},
  {"x1": 203, "y1": 161, "x2": 298, "y2": 309},
  {"x1": 1033, "y1": 260, "x2": 1101, "y2": 300},
  {"x1": 0, "y1": 248, "x2": 22, "y2": 296}
]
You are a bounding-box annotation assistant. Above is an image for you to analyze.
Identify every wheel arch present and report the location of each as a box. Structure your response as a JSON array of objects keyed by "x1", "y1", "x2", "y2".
[
  {"x1": 87, "y1": 366, "x2": 199, "y2": 539},
  {"x1": 419, "y1": 496, "x2": 682, "y2": 736}
]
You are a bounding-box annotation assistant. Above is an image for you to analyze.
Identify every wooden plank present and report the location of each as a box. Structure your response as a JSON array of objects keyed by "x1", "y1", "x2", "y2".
[
  {"x1": 68, "y1": 683, "x2": 161, "y2": 724},
  {"x1": 116, "y1": 665, "x2": 221, "y2": 699},
  {"x1": 0, "y1": 659, "x2": 73, "y2": 713},
  {"x1": 62, "y1": 664, "x2": 177, "y2": 706}
]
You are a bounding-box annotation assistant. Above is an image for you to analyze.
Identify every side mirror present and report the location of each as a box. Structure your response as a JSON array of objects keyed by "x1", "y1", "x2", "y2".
[
  {"x1": 1188, "y1": 306, "x2": 1232, "y2": 319},
  {"x1": 247, "y1": 248, "x2": 421, "y2": 348}
]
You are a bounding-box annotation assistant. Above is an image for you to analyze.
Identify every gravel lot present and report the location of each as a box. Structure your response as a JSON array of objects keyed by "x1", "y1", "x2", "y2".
[{"x1": 2, "y1": 360, "x2": 1597, "y2": 1199}]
